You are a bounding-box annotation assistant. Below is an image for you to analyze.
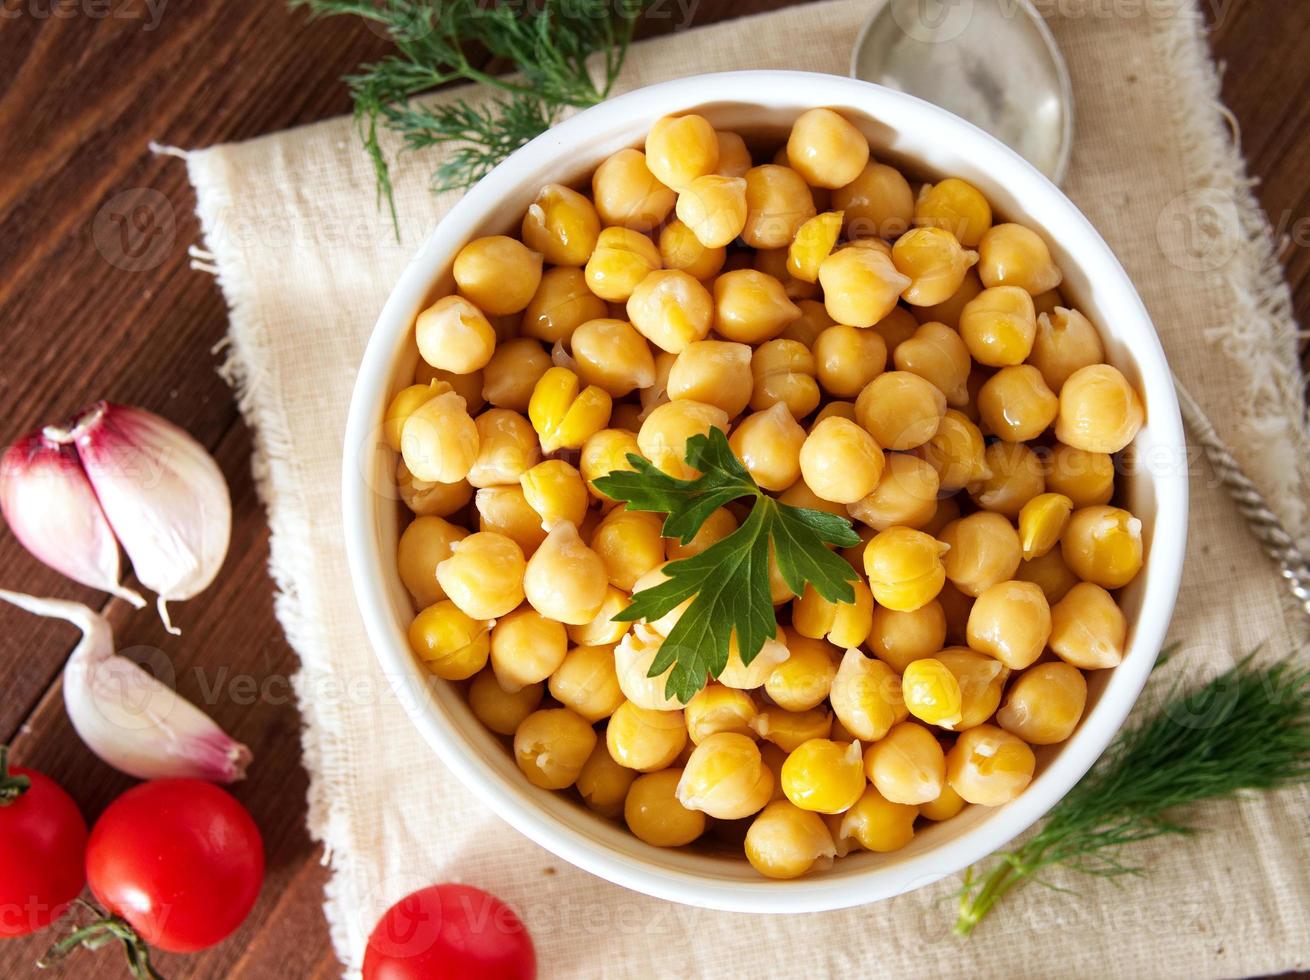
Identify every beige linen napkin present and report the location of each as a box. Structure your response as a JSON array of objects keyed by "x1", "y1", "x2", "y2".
[{"x1": 181, "y1": 0, "x2": 1310, "y2": 975}]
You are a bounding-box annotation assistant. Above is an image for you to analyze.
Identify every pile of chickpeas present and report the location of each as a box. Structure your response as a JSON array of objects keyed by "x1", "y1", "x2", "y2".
[{"x1": 386, "y1": 107, "x2": 1147, "y2": 880}]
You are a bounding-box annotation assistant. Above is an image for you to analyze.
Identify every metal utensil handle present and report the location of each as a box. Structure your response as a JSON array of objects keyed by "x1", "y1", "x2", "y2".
[{"x1": 1173, "y1": 375, "x2": 1310, "y2": 617}]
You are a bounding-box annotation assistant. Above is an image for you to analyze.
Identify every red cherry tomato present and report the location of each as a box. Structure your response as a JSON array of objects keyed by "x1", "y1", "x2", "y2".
[
  {"x1": 363, "y1": 884, "x2": 536, "y2": 980},
  {"x1": 0, "y1": 749, "x2": 88, "y2": 937},
  {"x1": 85, "y1": 779, "x2": 264, "y2": 953}
]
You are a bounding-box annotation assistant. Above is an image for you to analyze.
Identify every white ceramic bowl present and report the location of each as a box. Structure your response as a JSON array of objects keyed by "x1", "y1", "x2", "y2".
[{"x1": 342, "y1": 70, "x2": 1188, "y2": 913}]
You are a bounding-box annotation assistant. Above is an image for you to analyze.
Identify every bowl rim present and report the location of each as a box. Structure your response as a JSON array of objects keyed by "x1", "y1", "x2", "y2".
[{"x1": 341, "y1": 69, "x2": 1188, "y2": 913}]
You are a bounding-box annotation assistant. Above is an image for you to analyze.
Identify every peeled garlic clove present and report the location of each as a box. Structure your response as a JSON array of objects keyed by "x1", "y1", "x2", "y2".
[
  {"x1": 0, "y1": 430, "x2": 145, "y2": 608},
  {"x1": 0, "y1": 589, "x2": 251, "y2": 783},
  {"x1": 61, "y1": 402, "x2": 232, "y2": 635}
]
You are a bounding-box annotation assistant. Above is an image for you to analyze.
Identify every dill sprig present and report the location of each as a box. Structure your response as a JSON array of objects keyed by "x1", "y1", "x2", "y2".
[
  {"x1": 955, "y1": 654, "x2": 1310, "y2": 936},
  {"x1": 291, "y1": 0, "x2": 645, "y2": 228}
]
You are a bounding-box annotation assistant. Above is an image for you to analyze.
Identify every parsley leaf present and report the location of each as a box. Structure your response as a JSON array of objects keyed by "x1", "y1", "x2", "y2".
[{"x1": 594, "y1": 428, "x2": 862, "y2": 702}]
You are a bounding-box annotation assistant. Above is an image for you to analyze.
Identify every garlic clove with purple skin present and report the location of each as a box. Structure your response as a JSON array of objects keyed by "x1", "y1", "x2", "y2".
[
  {"x1": 0, "y1": 430, "x2": 146, "y2": 609},
  {"x1": 0, "y1": 588, "x2": 252, "y2": 783},
  {"x1": 57, "y1": 402, "x2": 232, "y2": 635}
]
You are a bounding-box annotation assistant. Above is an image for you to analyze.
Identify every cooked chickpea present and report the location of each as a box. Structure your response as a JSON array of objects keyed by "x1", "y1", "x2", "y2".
[
  {"x1": 912, "y1": 268, "x2": 984, "y2": 330},
  {"x1": 514, "y1": 708, "x2": 597, "y2": 789},
  {"x1": 865, "y1": 721, "x2": 945, "y2": 806},
  {"x1": 567, "y1": 586, "x2": 629, "y2": 648},
  {"x1": 1062, "y1": 505, "x2": 1143, "y2": 588},
  {"x1": 665, "y1": 506, "x2": 737, "y2": 560},
  {"x1": 474, "y1": 485, "x2": 548, "y2": 556},
  {"x1": 828, "y1": 647, "x2": 904, "y2": 741},
  {"x1": 401, "y1": 390, "x2": 481, "y2": 486},
  {"x1": 676, "y1": 174, "x2": 748, "y2": 248},
  {"x1": 977, "y1": 223, "x2": 1062, "y2": 294},
  {"x1": 522, "y1": 521, "x2": 608, "y2": 625},
  {"x1": 414, "y1": 363, "x2": 486, "y2": 414},
  {"x1": 747, "y1": 341, "x2": 817, "y2": 419},
  {"x1": 592, "y1": 148, "x2": 676, "y2": 231},
  {"x1": 468, "y1": 669, "x2": 543, "y2": 736},
  {"x1": 741, "y1": 164, "x2": 817, "y2": 249},
  {"x1": 811, "y1": 401, "x2": 858, "y2": 426},
  {"x1": 970, "y1": 441, "x2": 1046, "y2": 519},
  {"x1": 761, "y1": 631, "x2": 837, "y2": 711},
  {"x1": 945, "y1": 724, "x2": 1035, "y2": 806},
  {"x1": 713, "y1": 269, "x2": 801, "y2": 343},
  {"x1": 522, "y1": 267, "x2": 609, "y2": 345},
  {"x1": 528, "y1": 366, "x2": 612, "y2": 453},
  {"x1": 780, "y1": 738, "x2": 866, "y2": 814},
  {"x1": 436, "y1": 531, "x2": 526, "y2": 620},
  {"x1": 408, "y1": 600, "x2": 490, "y2": 680},
  {"x1": 712, "y1": 129, "x2": 752, "y2": 177},
  {"x1": 914, "y1": 178, "x2": 992, "y2": 246},
  {"x1": 997, "y1": 661, "x2": 1087, "y2": 744},
  {"x1": 1016, "y1": 547, "x2": 1080, "y2": 605},
  {"x1": 645, "y1": 113, "x2": 719, "y2": 190},
  {"x1": 667, "y1": 340, "x2": 753, "y2": 417},
  {"x1": 798, "y1": 416, "x2": 884, "y2": 503},
  {"x1": 781, "y1": 298, "x2": 836, "y2": 347},
  {"x1": 1055, "y1": 363, "x2": 1145, "y2": 453},
  {"x1": 1018, "y1": 492, "x2": 1074, "y2": 559},
  {"x1": 658, "y1": 219, "x2": 726, "y2": 281},
  {"x1": 978, "y1": 365, "x2": 1058, "y2": 442},
  {"x1": 832, "y1": 161, "x2": 914, "y2": 240},
  {"x1": 453, "y1": 235, "x2": 543, "y2": 316},
  {"x1": 397, "y1": 516, "x2": 467, "y2": 607},
  {"x1": 568, "y1": 318, "x2": 656, "y2": 397},
  {"x1": 638, "y1": 399, "x2": 730, "y2": 480},
  {"x1": 891, "y1": 321, "x2": 970, "y2": 407},
  {"x1": 792, "y1": 574, "x2": 874, "y2": 648},
  {"x1": 548, "y1": 643, "x2": 625, "y2": 722},
  {"x1": 937, "y1": 582, "x2": 974, "y2": 645},
  {"x1": 812, "y1": 324, "x2": 887, "y2": 399},
  {"x1": 819, "y1": 245, "x2": 911, "y2": 328},
  {"x1": 489, "y1": 604, "x2": 568, "y2": 692},
  {"x1": 787, "y1": 211, "x2": 844, "y2": 283},
  {"x1": 966, "y1": 579, "x2": 1051, "y2": 669},
  {"x1": 1050, "y1": 581, "x2": 1128, "y2": 669},
  {"x1": 892, "y1": 226, "x2": 979, "y2": 307},
  {"x1": 466, "y1": 409, "x2": 539, "y2": 489},
  {"x1": 415, "y1": 295, "x2": 497, "y2": 374},
  {"x1": 584, "y1": 227, "x2": 661, "y2": 302},
  {"x1": 729, "y1": 403, "x2": 806, "y2": 492},
  {"x1": 626, "y1": 768, "x2": 706, "y2": 845},
  {"x1": 959, "y1": 285, "x2": 1037, "y2": 367},
  {"x1": 519, "y1": 459, "x2": 588, "y2": 531},
  {"x1": 1045, "y1": 443, "x2": 1116, "y2": 508},
  {"x1": 677, "y1": 732, "x2": 774, "y2": 819},
  {"x1": 385, "y1": 382, "x2": 446, "y2": 452},
  {"x1": 576, "y1": 742, "x2": 637, "y2": 818},
  {"x1": 919, "y1": 783, "x2": 966, "y2": 821},
  {"x1": 920, "y1": 494, "x2": 962, "y2": 538},
  {"x1": 720, "y1": 630, "x2": 792, "y2": 689},
  {"x1": 684, "y1": 684, "x2": 757, "y2": 744},
  {"x1": 521, "y1": 183, "x2": 600, "y2": 266},
  {"x1": 591, "y1": 507, "x2": 664, "y2": 590},
  {"x1": 755, "y1": 243, "x2": 820, "y2": 300},
  {"x1": 626, "y1": 268, "x2": 715, "y2": 353},
  {"x1": 607, "y1": 701, "x2": 688, "y2": 772},
  {"x1": 902, "y1": 658, "x2": 963, "y2": 729},
  {"x1": 614, "y1": 627, "x2": 685, "y2": 710},
  {"x1": 939, "y1": 511, "x2": 1022, "y2": 597},
  {"x1": 785, "y1": 108, "x2": 869, "y2": 188},
  {"x1": 920, "y1": 410, "x2": 990, "y2": 490},
  {"x1": 935, "y1": 646, "x2": 1009, "y2": 728},
  {"x1": 868, "y1": 600, "x2": 946, "y2": 672},
  {"x1": 750, "y1": 706, "x2": 833, "y2": 752},
  {"x1": 481, "y1": 337, "x2": 553, "y2": 413},
  {"x1": 1031, "y1": 307, "x2": 1105, "y2": 391},
  {"x1": 579, "y1": 428, "x2": 641, "y2": 501},
  {"x1": 848, "y1": 452, "x2": 941, "y2": 530},
  {"x1": 744, "y1": 800, "x2": 836, "y2": 878},
  {"x1": 856, "y1": 371, "x2": 947, "y2": 452},
  {"x1": 872, "y1": 304, "x2": 920, "y2": 353}
]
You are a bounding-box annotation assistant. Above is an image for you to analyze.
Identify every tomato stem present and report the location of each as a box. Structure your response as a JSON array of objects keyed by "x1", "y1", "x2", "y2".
[
  {"x1": 0, "y1": 745, "x2": 32, "y2": 805},
  {"x1": 38, "y1": 901, "x2": 164, "y2": 980}
]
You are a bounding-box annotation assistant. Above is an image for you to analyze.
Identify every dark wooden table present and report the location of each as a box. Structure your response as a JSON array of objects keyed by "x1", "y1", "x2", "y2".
[{"x1": 0, "y1": 1, "x2": 1305, "y2": 977}]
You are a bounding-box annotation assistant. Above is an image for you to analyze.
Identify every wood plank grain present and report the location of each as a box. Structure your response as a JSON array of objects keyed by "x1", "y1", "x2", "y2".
[{"x1": 0, "y1": 1, "x2": 1305, "y2": 978}]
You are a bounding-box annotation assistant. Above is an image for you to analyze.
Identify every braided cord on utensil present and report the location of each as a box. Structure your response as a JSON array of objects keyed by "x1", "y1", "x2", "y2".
[{"x1": 1173, "y1": 375, "x2": 1310, "y2": 618}]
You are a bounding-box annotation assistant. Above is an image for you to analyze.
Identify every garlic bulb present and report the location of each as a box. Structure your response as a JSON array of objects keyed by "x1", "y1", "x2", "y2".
[
  {"x1": 0, "y1": 431, "x2": 145, "y2": 608},
  {"x1": 42, "y1": 401, "x2": 231, "y2": 634},
  {"x1": 0, "y1": 589, "x2": 251, "y2": 783}
]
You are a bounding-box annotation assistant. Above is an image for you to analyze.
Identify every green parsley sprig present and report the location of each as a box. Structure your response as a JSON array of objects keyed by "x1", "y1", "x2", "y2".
[
  {"x1": 290, "y1": 0, "x2": 645, "y2": 228},
  {"x1": 594, "y1": 428, "x2": 861, "y2": 702},
  {"x1": 955, "y1": 654, "x2": 1310, "y2": 936}
]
